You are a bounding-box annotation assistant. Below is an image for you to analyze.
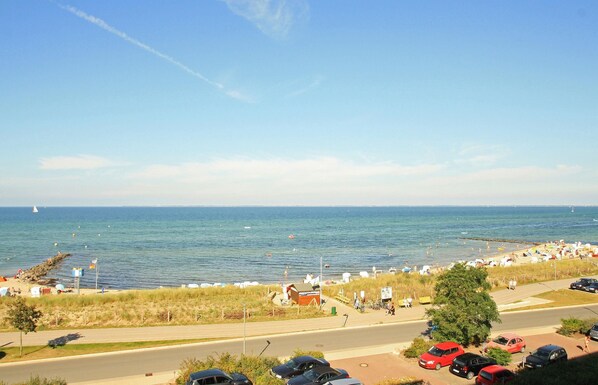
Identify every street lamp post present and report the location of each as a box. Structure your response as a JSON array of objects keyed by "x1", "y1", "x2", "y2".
[{"x1": 320, "y1": 256, "x2": 323, "y2": 307}]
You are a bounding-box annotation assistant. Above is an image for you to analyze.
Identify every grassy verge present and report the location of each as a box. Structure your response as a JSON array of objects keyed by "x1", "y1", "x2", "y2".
[
  {"x1": 0, "y1": 339, "x2": 208, "y2": 363},
  {"x1": 504, "y1": 289, "x2": 598, "y2": 311}
]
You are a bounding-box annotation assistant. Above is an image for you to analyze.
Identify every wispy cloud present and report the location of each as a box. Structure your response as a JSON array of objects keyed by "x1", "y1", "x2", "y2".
[
  {"x1": 285, "y1": 75, "x2": 323, "y2": 98},
  {"x1": 39, "y1": 155, "x2": 121, "y2": 170},
  {"x1": 455, "y1": 143, "x2": 509, "y2": 167},
  {"x1": 58, "y1": 3, "x2": 248, "y2": 101},
  {"x1": 223, "y1": 0, "x2": 309, "y2": 39}
]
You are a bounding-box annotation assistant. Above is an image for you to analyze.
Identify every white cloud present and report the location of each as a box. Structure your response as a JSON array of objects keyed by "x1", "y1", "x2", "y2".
[
  {"x1": 455, "y1": 143, "x2": 509, "y2": 167},
  {"x1": 39, "y1": 155, "x2": 121, "y2": 170},
  {"x1": 285, "y1": 75, "x2": 323, "y2": 98},
  {"x1": 223, "y1": 0, "x2": 309, "y2": 39}
]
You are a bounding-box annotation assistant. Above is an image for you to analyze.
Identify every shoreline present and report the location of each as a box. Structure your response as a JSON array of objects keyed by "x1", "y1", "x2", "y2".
[{"x1": 2, "y1": 240, "x2": 596, "y2": 298}]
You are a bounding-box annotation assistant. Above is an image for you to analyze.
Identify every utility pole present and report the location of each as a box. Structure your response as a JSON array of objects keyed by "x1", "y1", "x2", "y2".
[{"x1": 243, "y1": 304, "x2": 246, "y2": 355}]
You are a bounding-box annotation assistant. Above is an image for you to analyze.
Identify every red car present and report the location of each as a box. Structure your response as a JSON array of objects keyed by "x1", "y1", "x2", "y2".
[
  {"x1": 475, "y1": 365, "x2": 515, "y2": 385},
  {"x1": 418, "y1": 341, "x2": 464, "y2": 370},
  {"x1": 485, "y1": 333, "x2": 526, "y2": 354}
]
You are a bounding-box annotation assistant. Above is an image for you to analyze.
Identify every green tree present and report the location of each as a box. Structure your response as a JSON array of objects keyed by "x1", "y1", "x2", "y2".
[
  {"x1": 426, "y1": 263, "x2": 500, "y2": 346},
  {"x1": 4, "y1": 297, "x2": 42, "y2": 357}
]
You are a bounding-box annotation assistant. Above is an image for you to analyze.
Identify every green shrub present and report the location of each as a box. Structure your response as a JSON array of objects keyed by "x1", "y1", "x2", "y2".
[
  {"x1": 558, "y1": 317, "x2": 588, "y2": 336},
  {"x1": 402, "y1": 337, "x2": 433, "y2": 358},
  {"x1": 2, "y1": 376, "x2": 67, "y2": 385},
  {"x1": 485, "y1": 347, "x2": 512, "y2": 366},
  {"x1": 176, "y1": 353, "x2": 284, "y2": 385},
  {"x1": 291, "y1": 349, "x2": 325, "y2": 359}
]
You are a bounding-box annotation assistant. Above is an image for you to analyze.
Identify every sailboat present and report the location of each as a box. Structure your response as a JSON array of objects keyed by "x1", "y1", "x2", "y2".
[{"x1": 32, "y1": 206, "x2": 38, "y2": 213}]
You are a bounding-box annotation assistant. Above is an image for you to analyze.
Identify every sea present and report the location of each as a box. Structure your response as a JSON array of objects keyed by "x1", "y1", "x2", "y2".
[{"x1": 0, "y1": 206, "x2": 597, "y2": 290}]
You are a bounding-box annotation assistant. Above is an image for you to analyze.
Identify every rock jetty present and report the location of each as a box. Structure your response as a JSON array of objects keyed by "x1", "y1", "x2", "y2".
[{"x1": 19, "y1": 252, "x2": 71, "y2": 283}]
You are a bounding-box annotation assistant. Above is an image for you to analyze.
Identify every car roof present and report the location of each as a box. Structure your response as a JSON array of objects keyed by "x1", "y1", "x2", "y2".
[
  {"x1": 434, "y1": 341, "x2": 460, "y2": 349},
  {"x1": 455, "y1": 352, "x2": 483, "y2": 360},
  {"x1": 294, "y1": 356, "x2": 328, "y2": 364},
  {"x1": 497, "y1": 332, "x2": 521, "y2": 339},
  {"x1": 189, "y1": 369, "x2": 228, "y2": 380},
  {"x1": 537, "y1": 344, "x2": 564, "y2": 352},
  {"x1": 323, "y1": 378, "x2": 362, "y2": 385},
  {"x1": 309, "y1": 366, "x2": 339, "y2": 375},
  {"x1": 481, "y1": 365, "x2": 510, "y2": 374}
]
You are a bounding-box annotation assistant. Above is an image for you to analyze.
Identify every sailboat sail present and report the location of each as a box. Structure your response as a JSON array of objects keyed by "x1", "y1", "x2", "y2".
[{"x1": 32, "y1": 206, "x2": 39, "y2": 213}]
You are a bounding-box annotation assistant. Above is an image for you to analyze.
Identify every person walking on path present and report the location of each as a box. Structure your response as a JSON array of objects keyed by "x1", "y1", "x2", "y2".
[{"x1": 585, "y1": 335, "x2": 591, "y2": 353}]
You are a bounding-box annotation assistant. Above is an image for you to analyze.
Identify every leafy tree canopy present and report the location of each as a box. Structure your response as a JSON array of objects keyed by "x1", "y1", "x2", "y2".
[
  {"x1": 5, "y1": 297, "x2": 42, "y2": 334},
  {"x1": 426, "y1": 263, "x2": 500, "y2": 346}
]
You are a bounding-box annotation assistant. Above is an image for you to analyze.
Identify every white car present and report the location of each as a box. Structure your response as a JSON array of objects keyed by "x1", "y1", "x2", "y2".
[{"x1": 323, "y1": 378, "x2": 363, "y2": 385}]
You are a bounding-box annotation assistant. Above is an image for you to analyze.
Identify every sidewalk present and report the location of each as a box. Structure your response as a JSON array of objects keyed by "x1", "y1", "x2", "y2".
[{"x1": 1, "y1": 275, "x2": 595, "y2": 347}]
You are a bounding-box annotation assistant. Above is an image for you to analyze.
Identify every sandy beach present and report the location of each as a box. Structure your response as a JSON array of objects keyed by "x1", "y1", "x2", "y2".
[{"x1": 2, "y1": 241, "x2": 595, "y2": 299}]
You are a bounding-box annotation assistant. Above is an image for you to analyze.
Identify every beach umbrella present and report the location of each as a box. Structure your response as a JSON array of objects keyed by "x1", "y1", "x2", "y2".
[{"x1": 55, "y1": 284, "x2": 65, "y2": 291}]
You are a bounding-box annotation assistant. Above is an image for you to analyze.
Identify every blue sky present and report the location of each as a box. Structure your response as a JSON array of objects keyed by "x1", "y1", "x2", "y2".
[{"x1": 1, "y1": 0, "x2": 597, "y2": 206}]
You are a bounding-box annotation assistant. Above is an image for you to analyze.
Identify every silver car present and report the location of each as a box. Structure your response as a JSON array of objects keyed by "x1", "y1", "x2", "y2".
[{"x1": 590, "y1": 322, "x2": 598, "y2": 341}]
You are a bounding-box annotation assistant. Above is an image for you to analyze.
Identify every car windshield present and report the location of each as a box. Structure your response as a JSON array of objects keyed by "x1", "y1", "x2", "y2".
[
  {"x1": 493, "y1": 336, "x2": 509, "y2": 345},
  {"x1": 592, "y1": 324, "x2": 598, "y2": 331},
  {"x1": 428, "y1": 347, "x2": 445, "y2": 357},
  {"x1": 285, "y1": 359, "x2": 298, "y2": 369},
  {"x1": 532, "y1": 348, "x2": 550, "y2": 358}
]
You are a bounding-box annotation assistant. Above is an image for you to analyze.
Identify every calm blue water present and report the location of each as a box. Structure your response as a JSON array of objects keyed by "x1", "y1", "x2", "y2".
[{"x1": 0, "y1": 206, "x2": 597, "y2": 289}]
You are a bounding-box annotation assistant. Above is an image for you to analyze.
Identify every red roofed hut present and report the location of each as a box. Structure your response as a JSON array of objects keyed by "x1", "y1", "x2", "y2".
[{"x1": 288, "y1": 283, "x2": 320, "y2": 306}]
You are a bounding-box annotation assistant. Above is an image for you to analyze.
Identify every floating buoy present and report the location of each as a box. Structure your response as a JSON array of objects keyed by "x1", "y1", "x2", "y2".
[{"x1": 288, "y1": 234, "x2": 295, "y2": 239}]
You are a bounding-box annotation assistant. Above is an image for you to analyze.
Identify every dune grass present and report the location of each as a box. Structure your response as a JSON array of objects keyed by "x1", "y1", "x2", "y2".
[
  {"x1": 0, "y1": 284, "x2": 325, "y2": 331},
  {"x1": 1, "y1": 260, "x2": 596, "y2": 331}
]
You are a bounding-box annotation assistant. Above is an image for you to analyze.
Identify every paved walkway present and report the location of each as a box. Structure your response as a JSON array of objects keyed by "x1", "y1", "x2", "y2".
[{"x1": 2, "y1": 275, "x2": 595, "y2": 348}]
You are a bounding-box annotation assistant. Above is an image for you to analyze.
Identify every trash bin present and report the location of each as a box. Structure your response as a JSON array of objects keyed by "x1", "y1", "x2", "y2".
[{"x1": 331, "y1": 306, "x2": 337, "y2": 315}]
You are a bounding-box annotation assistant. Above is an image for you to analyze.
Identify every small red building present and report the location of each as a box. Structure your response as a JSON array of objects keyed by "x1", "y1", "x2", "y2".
[{"x1": 288, "y1": 283, "x2": 320, "y2": 306}]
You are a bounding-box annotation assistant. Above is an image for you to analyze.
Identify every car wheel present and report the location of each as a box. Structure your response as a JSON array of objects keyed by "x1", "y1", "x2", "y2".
[
  {"x1": 466, "y1": 371, "x2": 474, "y2": 380},
  {"x1": 521, "y1": 346, "x2": 526, "y2": 353},
  {"x1": 434, "y1": 363, "x2": 441, "y2": 370}
]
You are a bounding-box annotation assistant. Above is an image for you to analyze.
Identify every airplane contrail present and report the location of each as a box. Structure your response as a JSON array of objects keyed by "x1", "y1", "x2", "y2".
[{"x1": 58, "y1": 3, "x2": 234, "y2": 95}]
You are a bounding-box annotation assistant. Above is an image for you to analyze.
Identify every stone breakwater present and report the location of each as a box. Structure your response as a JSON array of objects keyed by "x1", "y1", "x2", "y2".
[{"x1": 19, "y1": 252, "x2": 71, "y2": 283}]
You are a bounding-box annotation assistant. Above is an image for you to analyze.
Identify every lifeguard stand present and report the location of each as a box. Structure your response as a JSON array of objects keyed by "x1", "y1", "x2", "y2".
[{"x1": 72, "y1": 267, "x2": 85, "y2": 294}]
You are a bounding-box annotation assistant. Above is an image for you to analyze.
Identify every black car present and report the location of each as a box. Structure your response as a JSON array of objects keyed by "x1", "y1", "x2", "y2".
[
  {"x1": 523, "y1": 344, "x2": 567, "y2": 369},
  {"x1": 271, "y1": 356, "x2": 330, "y2": 380},
  {"x1": 186, "y1": 369, "x2": 252, "y2": 385},
  {"x1": 450, "y1": 353, "x2": 497, "y2": 380},
  {"x1": 583, "y1": 282, "x2": 598, "y2": 293},
  {"x1": 569, "y1": 278, "x2": 597, "y2": 291},
  {"x1": 287, "y1": 366, "x2": 349, "y2": 385}
]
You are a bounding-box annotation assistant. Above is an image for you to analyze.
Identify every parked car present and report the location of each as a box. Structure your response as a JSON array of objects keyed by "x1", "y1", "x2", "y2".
[
  {"x1": 418, "y1": 341, "x2": 464, "y2": 370},
  {"x1": 475, "y1": 365, "x2": 515, "y2": 385},
  {"x1": 583, "y1": 282, "x2": 598, "y2": 293},
  {"x1": 271, "y1": 356, "x2": 330, "y2": 380},
  {"x1": 569, "y1": 278, "x2": 597, "y2": 291},
  {"x1": 186, "y1": 369, "x2": 252, "y2": 385},
  {"x1": 589, "y1": 322, "x2": 598, "y2": 340},
  {"x1": 450, "y1": 353, "x2": 496, "y2": 380},
  {"x1": 287, "y1": 366, "x2": 349, "y2": 385},
  {"x1": 323, "y1": 379, "x2": 363, "y2": 385},
  {"x1": 523, "y1": 344, "x2": 567, "y2": 369},
  {"x1": 485, "y1": 333, "x2": 526, "y2": 353}
]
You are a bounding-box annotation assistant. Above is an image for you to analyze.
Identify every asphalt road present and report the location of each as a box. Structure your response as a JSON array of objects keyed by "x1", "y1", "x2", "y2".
[{"x1": 1, "y1": 304, "x2": 597, "y2": 384}]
